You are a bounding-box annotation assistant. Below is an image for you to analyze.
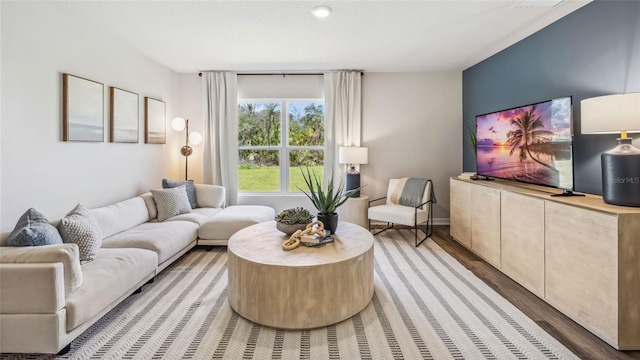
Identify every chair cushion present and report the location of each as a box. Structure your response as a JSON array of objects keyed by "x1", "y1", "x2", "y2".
[
  {"x1": 368, "y1": 204, "x2": 428, "y2": 227},
  {"x1": 65, "y1": 247, "x2": 157, "y2": 331},
  {"x1": 101, "y1": 221, "x2": 198, "y2": 265},
  {"x1": 198, "y1": 205, "x2": 275, "y2": 240},
  {"x1": 57, "y1": 204, "x2": 103, "y2": 264},
  {"x1": 151, "y1": 186, "x2": 192, "y2": 222},
  {"x1": 7, "y1": 208, "x2": 63, "y2": 247}
]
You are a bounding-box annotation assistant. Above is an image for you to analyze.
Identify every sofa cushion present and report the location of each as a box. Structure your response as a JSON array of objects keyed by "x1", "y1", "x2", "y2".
[
  {"x1": 101, "y1": 221, "x2": 198, "y2": 265},
  {"x1": 0, "y1": 243, "x2": 83, "y2": 294},
  {"x1": 65, "y1": 247, "x2": 157, "y2": 331},
  {"x1": 151, "y1": 186, "x2": 192, "y2": 222},
  {"x1": 198, "y1": 205, "x2": 275, "y2": 240},
  {"x1": 164, "y1": 207, "x2": 221, "y2": 225},
  {"x1": 162, "y1": 179, "x2": 197, "y2": 209},
  {"x1": 140, "y1": 192, "x2": 158, "y2": 220},
  {"x1": 7, "y1": 208, "x2": 63, "y2": 247},
  {"x1": 90, "y1": 197, "x2": 150, "y2": 239},
  {"x1": 57, "y1": 204, "x2": 103, "y2": 264}
]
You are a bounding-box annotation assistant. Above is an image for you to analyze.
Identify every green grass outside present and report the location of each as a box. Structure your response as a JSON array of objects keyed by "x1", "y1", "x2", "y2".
[{"x1": 238, "y1": 166, "x2": 324, "y2": 192}]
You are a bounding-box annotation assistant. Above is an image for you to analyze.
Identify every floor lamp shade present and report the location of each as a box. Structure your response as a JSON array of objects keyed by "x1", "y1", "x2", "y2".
[
  {"x1": 339, "y1": 147, "x2": 368, "y2": 197},
  {"x1": 581, "y1": 93, "x2": 640, "y2": 206}
]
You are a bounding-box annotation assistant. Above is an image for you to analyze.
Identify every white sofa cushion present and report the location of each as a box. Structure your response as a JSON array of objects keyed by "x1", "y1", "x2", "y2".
[
  {"x1": 164, "y1": 207, "x2": 221, "y2": 225},
  {"x1": 195, "y1": 184, "x2": 225, "y2": 208},
  {"x1": 0, "y1": 244, "x2": 82, "y2": 294},
  {"x1": 198, "y1": 205, "x2": 275, "y2": 240},
  {"x1": 65, "y1": 247, "x2": 157, "y2": 331},
  {"x1": 101, "y1": 221, "x2": 198, "y2": 265},
  {"x1": 90, "y1": 197, "x2": 150, "y2": 239}
]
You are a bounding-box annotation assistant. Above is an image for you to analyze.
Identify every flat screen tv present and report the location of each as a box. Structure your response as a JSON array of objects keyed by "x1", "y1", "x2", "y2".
[{"x1": 475, "y1": 96, "x2": 574, "y2": 191}]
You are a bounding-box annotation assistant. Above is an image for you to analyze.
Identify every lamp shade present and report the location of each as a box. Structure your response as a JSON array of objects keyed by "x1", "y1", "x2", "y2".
[
  {"x1": 189, "y1": 132, "x2": 202, "y2": 145},
  {"x1": 338, "y1": 147, "x2": 368, "y2": 165},
  {"x1": 171, "y1": 117, "x2": 186, "y2": 131},
  {"x1": 581, "y1": 93, "x2": 640, "y2": 134}
]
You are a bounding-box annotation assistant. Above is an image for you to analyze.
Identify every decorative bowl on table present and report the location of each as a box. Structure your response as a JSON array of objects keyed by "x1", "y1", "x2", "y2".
[{"x1": 275, "y1": 207, "x2": 313, "y2": 236}]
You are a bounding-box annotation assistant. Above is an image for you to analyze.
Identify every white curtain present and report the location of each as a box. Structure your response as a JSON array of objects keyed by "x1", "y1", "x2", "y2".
[
  {"x1": 202, "y1": 71, "x2": 238, "y2": 206},
  {"x1": 323, "y1": 71, "x2": 363, "y2": 185}
]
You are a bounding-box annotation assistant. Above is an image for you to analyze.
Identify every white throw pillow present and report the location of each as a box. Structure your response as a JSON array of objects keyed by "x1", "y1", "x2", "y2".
[
  {"x1": 57, "y1": 204, "x2": 103, "y2": 265},
  {"x1": 151, "y1": 185, "x2": 192, "y2": 222}
]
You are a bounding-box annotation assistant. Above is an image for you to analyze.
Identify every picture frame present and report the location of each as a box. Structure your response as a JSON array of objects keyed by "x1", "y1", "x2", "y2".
[
  {"x1": 110, "y1": 87, "x2": 139, "y2": 143},
  {"x1": 145, "y1": 97, "x2": 166, "y2": 144},
  {"x1": 63, "y1": 73, "x2": 104, "y2": 142}
]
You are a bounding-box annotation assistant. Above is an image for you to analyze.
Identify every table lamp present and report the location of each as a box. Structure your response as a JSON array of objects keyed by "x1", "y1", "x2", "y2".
[
  {"x1": 338, "y1": 146, "x2": 368, "y2": 197},
  {"x1": 171, "y1": 117, "x2": 202, "y2": 180},
  {"x1": 581, "y1": 93, "x2": 640, "y2": 206}
]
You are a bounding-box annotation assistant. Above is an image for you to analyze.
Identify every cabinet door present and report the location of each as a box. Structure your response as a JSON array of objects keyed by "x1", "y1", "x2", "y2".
[
  {"x1": 501, "y1": 192, "x2": 544, "y2": 297},
  {"x1": 471, "y1": 185, "x2": 501, "y2": 268},
  {"x1": 545, "y1": 202, "x2": 619, "y2": 346},
  {"x1": 450, "y1": 179, "x2": 471, "y2": 248}
]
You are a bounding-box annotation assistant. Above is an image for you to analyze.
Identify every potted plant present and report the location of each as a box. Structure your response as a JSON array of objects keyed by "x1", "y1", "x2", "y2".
[
  {"x1": 274, "y1": 207, "x2": 313, "y2": 235},
  {"x1": 299, "y1": 167, "x2": 362, "y2": 234}
]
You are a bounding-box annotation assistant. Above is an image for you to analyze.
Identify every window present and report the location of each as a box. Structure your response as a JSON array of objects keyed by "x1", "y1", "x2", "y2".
[{"x1": 238, "y1": 100, "x2": 324, "y2": 193}]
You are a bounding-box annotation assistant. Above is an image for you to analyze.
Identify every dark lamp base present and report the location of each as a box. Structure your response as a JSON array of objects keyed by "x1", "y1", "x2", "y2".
[
  {"x1": 601, "y1": 138, "x2": 640, "y2": 207},
  {"x1": 345, "y1": 172, "x2": 360, "y2": 197}
]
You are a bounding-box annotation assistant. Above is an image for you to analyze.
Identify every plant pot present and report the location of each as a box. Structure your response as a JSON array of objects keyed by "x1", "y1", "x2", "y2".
[
  {"x1": 276, "y1": 221, "x2": 310, "y2": 236},
  {"x1": 317, "y1": 213, "x2": 339, "y2": 235}
]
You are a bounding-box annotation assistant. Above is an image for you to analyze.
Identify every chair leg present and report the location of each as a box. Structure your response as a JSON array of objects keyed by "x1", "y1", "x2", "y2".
[
  {"x1": 372, "y1": 222, "x2": 393, "y2": 236},
  {"x1": 415, "y1": 202, "x2": 434, "y2": 247}
]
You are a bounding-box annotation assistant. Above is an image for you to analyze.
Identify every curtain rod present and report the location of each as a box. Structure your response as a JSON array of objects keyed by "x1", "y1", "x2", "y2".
[{"x1": 198, "y1": 71, "x2": 364, "y2": 77}]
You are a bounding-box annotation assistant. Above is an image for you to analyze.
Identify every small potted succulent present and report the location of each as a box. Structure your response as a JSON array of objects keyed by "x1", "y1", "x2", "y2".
[{"x1": 275, "y1": 207, "x2": 313, "y2": 235}]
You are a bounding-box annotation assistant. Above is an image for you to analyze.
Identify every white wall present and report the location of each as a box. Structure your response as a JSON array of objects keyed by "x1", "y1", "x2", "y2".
[
  {"x1": 361, "y1": 72, "x2": 463, "y2": 223},
  {"x1": 0, "y1": 2, "x2": 181, "y2": 232},
  {"x1": 179, "y1": 72, "x2": 462, "y2": 220}
]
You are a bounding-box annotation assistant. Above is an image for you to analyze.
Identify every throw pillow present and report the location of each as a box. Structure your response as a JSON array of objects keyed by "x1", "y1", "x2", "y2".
[
  {"x1": 162, "y1": 178, "x2": 198, "y2": 209},
  {"x1": 151, "y1": 185, "x2": 192, "y2": 222},
  {"x1": 7, "y1": 208, "x2": 63, "y2": 247},
  {"x1": 57, "y1": 204, "x2": 103, "y2": 264}
]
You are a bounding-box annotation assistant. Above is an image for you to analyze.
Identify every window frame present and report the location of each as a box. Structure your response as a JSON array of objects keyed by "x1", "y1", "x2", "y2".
[{"x1": 237, "y1": 98, "x2": 325, "y2": 194}]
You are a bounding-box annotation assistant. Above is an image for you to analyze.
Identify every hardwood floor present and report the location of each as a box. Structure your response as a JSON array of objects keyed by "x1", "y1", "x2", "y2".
[{"x1": 429, "y1": 225, "x2": 640, "y2": 360}]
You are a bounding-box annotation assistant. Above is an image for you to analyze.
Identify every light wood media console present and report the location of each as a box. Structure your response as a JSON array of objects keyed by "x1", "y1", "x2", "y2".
[{"x1": 450, "y1": 177, "x2": 640, "y2": 350}]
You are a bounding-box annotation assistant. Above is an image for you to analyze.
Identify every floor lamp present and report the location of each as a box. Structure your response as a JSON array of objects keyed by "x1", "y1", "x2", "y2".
[
  {"x1": 581, "y1": 93, "x2": 640, "y2": 206},
  {"x1": 338, "y1": 146, "x2": 368, "y2": 197},
  {"x1": 171, "y1": 117, "x2": 202, "y2": 181}
]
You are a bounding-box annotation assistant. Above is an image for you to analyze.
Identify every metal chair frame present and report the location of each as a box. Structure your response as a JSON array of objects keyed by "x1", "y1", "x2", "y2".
[{"x1": 368, "y1": 191, "x2": 435, "y2": 247}]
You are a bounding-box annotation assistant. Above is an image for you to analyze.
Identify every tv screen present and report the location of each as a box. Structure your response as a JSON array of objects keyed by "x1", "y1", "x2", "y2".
[{"x1": 475, "y1": 96, "x2": 574, "y2": 190}]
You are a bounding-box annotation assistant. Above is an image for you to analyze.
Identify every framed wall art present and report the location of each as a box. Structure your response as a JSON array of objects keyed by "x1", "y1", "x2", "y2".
[
  {"x1": 145, "y1": 97, "x2": 166, "y2": 144},
  {"x1": 63, "y1": 73, "x2": 104, "y2": 142},
  {"x1": 110, "y1": 87, "x2": 139, "y2": 143}
]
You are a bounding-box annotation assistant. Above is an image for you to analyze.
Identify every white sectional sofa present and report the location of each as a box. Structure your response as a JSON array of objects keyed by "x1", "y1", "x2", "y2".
[{"x1": 0, "y1": 184, "x2": 274, "y2": 355}]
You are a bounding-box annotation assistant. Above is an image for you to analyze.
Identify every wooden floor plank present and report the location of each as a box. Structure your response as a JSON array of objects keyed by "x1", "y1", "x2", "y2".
[{"x1": 427, "y1": 225, "x2": 640, "y2": 360}]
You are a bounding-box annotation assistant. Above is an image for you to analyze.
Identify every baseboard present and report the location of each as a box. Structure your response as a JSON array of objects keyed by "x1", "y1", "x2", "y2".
[{"x1": 433, "y1": 218, "x2": 450, "y2": 225}]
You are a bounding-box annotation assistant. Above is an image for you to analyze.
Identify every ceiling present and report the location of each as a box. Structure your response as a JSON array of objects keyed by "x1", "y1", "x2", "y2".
[{"x1": 46, "y1": 0, "x2": 592, "y2": 74}]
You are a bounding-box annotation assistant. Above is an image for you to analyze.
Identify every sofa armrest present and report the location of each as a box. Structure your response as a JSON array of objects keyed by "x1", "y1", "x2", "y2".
[
  {"x1": 0, "y1": 244, "x2": 82, "y2": 294},
  {"x1": 195, "y1": 184, "x2": 226, "y2": 208},
  {"x1": 0, "y1": 263, "x2": 65, "y2": 313}
]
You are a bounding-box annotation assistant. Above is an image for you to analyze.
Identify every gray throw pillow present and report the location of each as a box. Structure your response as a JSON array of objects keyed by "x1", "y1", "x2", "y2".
[
  {"x1": 57, "y1": 204, "x2": 103, "y2": 265},
  {"x1": 7, "y1": 208, "x2": 63, "y2": 247},
  {"x1": 162, "y1": 178, "x2": 197, "y2": 209},
  {"x1": 151, "y1": 185, "x2": 192, "y2": 222}
]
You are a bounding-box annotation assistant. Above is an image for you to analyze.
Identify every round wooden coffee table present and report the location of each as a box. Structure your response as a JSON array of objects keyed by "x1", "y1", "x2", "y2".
[{"x1": 227, "y1": 221, "x2": 374, "y2": 329}]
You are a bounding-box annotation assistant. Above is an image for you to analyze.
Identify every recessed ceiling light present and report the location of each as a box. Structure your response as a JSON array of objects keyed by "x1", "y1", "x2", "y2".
[{"x1": 311, "y1": 5, "x2": 332, "y2": 18}]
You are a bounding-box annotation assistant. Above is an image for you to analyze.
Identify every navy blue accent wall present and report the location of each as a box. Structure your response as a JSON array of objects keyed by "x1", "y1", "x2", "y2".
[{"x1": 463, "y1": 1, "x2": 640, "y2": 195}]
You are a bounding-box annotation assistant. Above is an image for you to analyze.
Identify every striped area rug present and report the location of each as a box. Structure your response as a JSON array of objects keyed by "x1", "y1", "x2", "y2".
[{"x1": 4, "y1": 229, "x2": 578, "y2": 360}]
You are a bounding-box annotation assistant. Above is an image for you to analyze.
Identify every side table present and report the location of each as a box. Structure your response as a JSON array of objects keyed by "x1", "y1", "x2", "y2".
[{"x1": 337, "y1": 195, "x2": 369, "y2": 229}]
